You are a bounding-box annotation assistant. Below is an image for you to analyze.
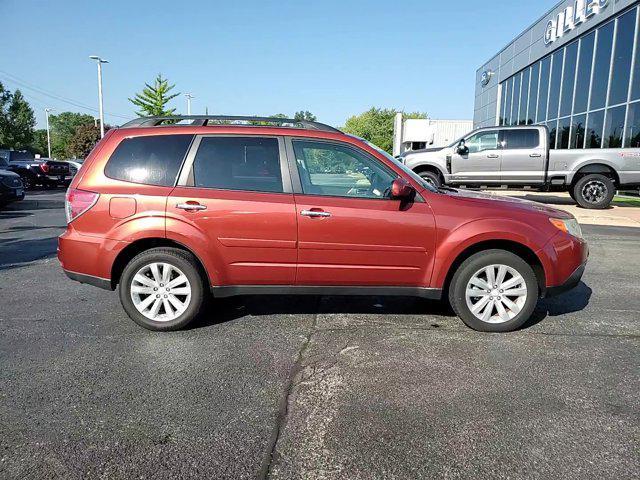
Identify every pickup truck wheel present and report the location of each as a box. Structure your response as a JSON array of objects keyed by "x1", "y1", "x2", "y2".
[
  {"x1": 573, "y1": 174, "x2": 615, "y2": 209},
  {"x1": 418, "y1": 171, "x2": 442, "y2": 188},
  {"x1": 20, "y1": 175, "x2": 33, "y2": 190},
  {"x1": 119, "y1": 247, "x2": 206, "y2": 331},
  {"x1": 448, "y1": 249, "x2": 538, "y2": 332}
]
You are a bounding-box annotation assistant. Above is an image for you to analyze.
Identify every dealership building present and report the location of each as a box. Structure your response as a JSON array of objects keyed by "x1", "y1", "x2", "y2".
[{"x1": 474, "y1": 0, "x2": 640, "y2": 150}]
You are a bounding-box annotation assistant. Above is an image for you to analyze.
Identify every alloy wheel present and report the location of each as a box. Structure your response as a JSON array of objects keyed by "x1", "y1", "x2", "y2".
[
  {"x1": 130, "y1": 262, "x2": 192, "y2": 321},
  {"x1": 465, "y1": 264, "x2": 528, "y2": 324},
  {"x1": 581, "y1": 180, "x2": 607, "y2": 205}
]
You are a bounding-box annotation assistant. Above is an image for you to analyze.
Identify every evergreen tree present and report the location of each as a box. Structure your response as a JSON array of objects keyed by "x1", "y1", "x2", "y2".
[
  {"x1": 0, "y1": 83, "x2": 36, "y2": 150},
  {"x1": 6, "y1": 90, "x2": 36, "y2": 150},
  {"x1": 129, "y1": 74, "x2": 180, "y2": 116}
]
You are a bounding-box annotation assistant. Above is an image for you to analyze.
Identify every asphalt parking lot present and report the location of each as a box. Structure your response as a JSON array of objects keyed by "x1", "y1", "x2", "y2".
[{"x1": 1, "y1": 191, "x2": 639, "y2": 479}]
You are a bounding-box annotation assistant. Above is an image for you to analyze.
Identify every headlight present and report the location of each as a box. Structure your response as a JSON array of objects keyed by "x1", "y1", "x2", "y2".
[{"x1": 550, "y1": 218, "x2": 583, "y2": 239}]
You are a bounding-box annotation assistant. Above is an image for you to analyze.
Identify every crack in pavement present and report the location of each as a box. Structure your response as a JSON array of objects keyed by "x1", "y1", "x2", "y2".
[{"x1": 259, "y1": 298, "x2": 320, "y2": 479}]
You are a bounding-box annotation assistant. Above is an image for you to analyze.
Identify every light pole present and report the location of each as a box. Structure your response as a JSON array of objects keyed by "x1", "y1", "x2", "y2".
[
  {"x1": 44, "y1": 108, "x2": 54, "y2": 158},
  {"x1": 89, "y1": 55, "x2": 108, "y2": 137},
  {"x1": 185, "y1": 93, "x2": 194, "y2": 115}
]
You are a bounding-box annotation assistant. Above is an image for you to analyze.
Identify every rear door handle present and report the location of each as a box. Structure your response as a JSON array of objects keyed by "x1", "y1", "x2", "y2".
[
  {"x1": 301, "y1": 209, "x2": 331, "y2": 218},
  {"x1": 529, "y1": 153, "x2": 542, "y2": 157},
  {"x1": 486, "y1": 154, "x2": 499, "y2": 158},
  {"x1": 176, "y1": 202, "x2": 207, "y2": 211}
]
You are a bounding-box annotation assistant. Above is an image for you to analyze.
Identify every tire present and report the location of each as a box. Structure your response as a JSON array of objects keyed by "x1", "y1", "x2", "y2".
[
  {"x1": 20, "y1": 175, "x2": 34, "y2": 190},
  {"x1": 572, "y1": 174, "x2": 615, "y2": 209},
  {"x1": 417, "y1": 170, "x2": 442, "y2": 188},
  {"x1": 118, "y1": 247, "x2": 206, "y2": 331},
  {"x1": 568, "y1": 189, "x2": 576, "y2": 201},
  {"x1": 448, "y1": 249, "x2": 538, "y2": 333}
]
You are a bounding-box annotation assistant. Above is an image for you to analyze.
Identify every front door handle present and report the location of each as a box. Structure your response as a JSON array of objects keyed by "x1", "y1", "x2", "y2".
[
  {"x1": 529, "y1": 153, "x2": 542, "y2": 157},
  {"x1": 486, "y1": 153, "x2": 499, "y2": 158},
  {"x1": 176, "y1": 202, "x2": 207, "y2": 211},
  {"x1": 301, "y1": 209, "x2": 331, "y2": 218}
]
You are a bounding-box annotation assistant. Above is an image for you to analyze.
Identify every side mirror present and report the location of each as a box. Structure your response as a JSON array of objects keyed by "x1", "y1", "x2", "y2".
[
  {"x1": 456, "y1": 140, "x2": 469, "y2": 155},
  {"x1": 390, "y1": 177, "x2": 414, "y2": 199}
]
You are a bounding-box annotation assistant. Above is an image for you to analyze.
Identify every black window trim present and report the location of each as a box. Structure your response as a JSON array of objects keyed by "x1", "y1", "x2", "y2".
[
  {"x1": 284, "y1": 136, "x2": 424, "y2": 203},
  {"x1": 104, "y1": 133, "x2": 196, "y2": 187},
  {"x1": 175, "y1": 134, "x2": 293, "y2": 195}
]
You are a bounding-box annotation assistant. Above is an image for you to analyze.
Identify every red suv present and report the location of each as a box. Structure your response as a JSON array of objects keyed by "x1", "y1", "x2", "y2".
[{"x1": 58, "y1": 116, "x2": 588, "y2": 332}]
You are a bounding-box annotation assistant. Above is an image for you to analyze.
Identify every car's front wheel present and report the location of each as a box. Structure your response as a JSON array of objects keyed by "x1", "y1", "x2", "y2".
[
  {"x1": 119, "y1": 247, "x2": 206, "y2": 331},
  {"x1": 449, "y1": 249, "x2": 538, "y2": 332}
]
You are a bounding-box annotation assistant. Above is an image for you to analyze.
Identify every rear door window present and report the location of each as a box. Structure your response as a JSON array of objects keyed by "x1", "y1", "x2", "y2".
[
  {"x1": 189, "y1": 136, "x2": 283, "y2": 193},
  {"x1": 105, "y1": 134, "x2": 193, "y2": 186},
  {"x1": 501, "y1": 129, "x2": 540, "y2": 149}
]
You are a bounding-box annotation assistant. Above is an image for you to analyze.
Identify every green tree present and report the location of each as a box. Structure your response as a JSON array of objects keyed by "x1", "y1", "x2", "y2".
[
  {"x1": 0, "y1": 82, "x2": 13, "y2": 149},
  {"x1": 129, "y1": 74, "x2": 180, "y2": 116},
  {"x1": 294, "y1": 110, "x2": 316, "y2": 122},
  {"x1": 6, "y1": 90, "x2": 36, "y2": 150},
  {"x1": 342, "y1": 108, "x2": 427, "y2": 154},
  {"x1": 67, "y1": 123, "x2": 106, "y2": 158},
  {"x1": 30, "y1": 129, "x2": 48, "y2": 156},
  {"x1": 49, "y1": 112, "x2": 94, "y2": 158},
  {"x1": 0, "y1": 84, "x2": 36, "y2": 150}
]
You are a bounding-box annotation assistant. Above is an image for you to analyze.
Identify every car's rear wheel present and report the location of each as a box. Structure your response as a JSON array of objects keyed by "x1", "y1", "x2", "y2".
[
  {"x1": 573, "y1": 174, "x2": 615, "y2": 209},
  {"x1": 119, "y1": 247, "x2": 206, "y2": 331},
  {"x1": 448, "y1": 249, "x2": 538, "y2": 332}
]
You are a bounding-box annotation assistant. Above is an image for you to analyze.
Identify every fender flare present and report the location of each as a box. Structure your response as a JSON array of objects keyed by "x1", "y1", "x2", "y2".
[
  {"x1": 430, "y1": 218, "x2": 550, "y2": 288},
  {"x1": 411, "y1": 162, "x2": 448, "y2": 178}
]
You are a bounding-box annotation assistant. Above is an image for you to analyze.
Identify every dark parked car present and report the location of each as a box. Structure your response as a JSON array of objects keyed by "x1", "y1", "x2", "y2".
[
  {"x1": 7, "y1": 157, "x2": 71, "y2": 189},
  {"x1": 0, "y1": 158, "x2": 25, "y2": 205}
]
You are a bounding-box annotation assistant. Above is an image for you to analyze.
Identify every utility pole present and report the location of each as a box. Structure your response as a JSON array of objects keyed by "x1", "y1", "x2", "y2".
[
  {"x1": 185, "y1": 93, "x2": 194, "y2": 115},
  {"x1": 89, "y1": 55, "x2": 109, "y2": 137},
  {"x1": 44, "y1": 108, "x2": 54, "y2": 158}
]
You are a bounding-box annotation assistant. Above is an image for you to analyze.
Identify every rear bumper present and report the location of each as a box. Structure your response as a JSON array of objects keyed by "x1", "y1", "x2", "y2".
[
  {"x1": 58, "y1": 227, "x2": 127, "y2": 289},
  {"x1": 543, "y1": 262, "x2": 586, "y2": 298},
  {"x1": 64, "y1": 269, "x2": 112, "y2": 290}
]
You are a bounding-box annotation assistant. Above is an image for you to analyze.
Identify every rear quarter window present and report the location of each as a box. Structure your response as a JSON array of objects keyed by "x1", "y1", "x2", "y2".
[
  {"x1": 104, "y1": 135, "x2": 193, "y2": 186},
  {"x1": 502, "y1": 129, "x2": 540, "y2": 149}
]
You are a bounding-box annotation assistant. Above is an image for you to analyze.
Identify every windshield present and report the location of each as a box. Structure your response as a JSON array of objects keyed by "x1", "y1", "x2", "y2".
[{"x1": 360, "y1": 139, "x2": 438, "y2": 192}]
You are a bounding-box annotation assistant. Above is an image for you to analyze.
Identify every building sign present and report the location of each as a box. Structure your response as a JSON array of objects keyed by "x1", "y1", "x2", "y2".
[
  {"x1": 544, "y1": 0, "x2": 609, "y2": 45},
  {"x1": 481, "y1": 70, "x2": 493, "y2": 86}
]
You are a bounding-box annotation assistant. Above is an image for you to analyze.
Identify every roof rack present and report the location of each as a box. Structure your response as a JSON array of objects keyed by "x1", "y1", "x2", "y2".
[{"x1": 120, "y1": 115, "x2": 341, "y2": 133}]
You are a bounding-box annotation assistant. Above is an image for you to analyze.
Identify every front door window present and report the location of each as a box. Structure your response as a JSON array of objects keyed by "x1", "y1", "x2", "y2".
[
  {"x1": 465, "y1": 131, "x2": 499, "y2": 154},
  {"x1": 292, "y1": 140, "x2": 396, "y2": 199}
]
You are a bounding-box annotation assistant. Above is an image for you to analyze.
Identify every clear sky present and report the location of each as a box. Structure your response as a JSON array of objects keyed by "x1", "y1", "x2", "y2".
[{"x1": 1, "y1": 0, "x2": 559, "y2": 129}]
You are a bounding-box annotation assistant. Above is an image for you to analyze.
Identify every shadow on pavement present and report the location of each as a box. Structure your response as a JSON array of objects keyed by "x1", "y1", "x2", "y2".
[
  {"x1": 192, "y1": 294, "x2": 455, "y2": 330},
  {"x1": 192, "y1": 282, "x2": 593, "y2": 331},
  {"x1": 0, "y1": 236, "x2": 59, "y2": 270},
  {"x1": 523, "y1": 281, "x2": 592, "y2": 328}
]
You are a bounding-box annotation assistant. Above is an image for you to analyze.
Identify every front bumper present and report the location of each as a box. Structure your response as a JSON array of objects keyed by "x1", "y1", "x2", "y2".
[
  {"x1": 0, "y1": 186, "x2": 25, "y2": 202},
  {"x1": 544, "y1": 262, "x2": 586, "y2": 297}
]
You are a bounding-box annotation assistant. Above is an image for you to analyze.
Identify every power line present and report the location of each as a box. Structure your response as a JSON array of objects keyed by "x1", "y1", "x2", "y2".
[{"x1": 0, "y1": 70, "x2": 132, "y2": 120}]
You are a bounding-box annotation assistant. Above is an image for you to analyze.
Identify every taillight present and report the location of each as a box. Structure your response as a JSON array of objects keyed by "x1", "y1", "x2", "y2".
[
  {"x1": 65, "y1": 188, "x2": 99, "y2": 223},
  {"x1": 40, "y1": 163, "x2": 50, "y2": 173}
]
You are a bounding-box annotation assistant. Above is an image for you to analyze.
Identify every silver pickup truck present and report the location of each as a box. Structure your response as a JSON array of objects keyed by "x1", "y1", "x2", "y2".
[{"x1": 400, "y1": 125, "x2": 640, "y2": 209}]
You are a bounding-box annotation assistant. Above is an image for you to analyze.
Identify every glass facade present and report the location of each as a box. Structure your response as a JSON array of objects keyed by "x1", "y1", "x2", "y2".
[{"x1": 499, "y1": 4, "x2": 640, "y2": 150}]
